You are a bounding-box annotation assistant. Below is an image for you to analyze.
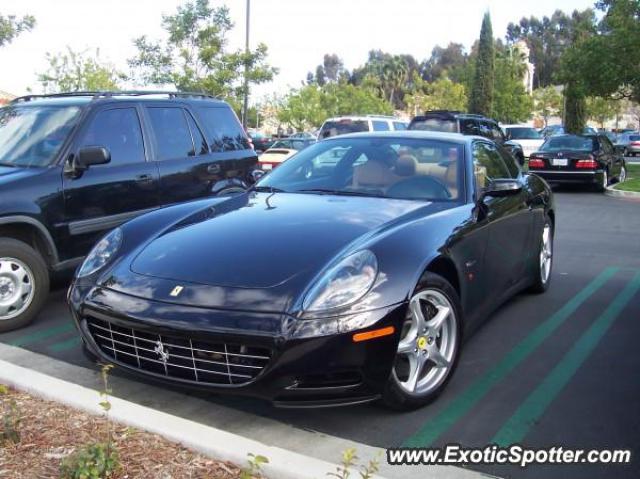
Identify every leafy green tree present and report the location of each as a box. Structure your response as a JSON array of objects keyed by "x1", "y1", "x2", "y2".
[
  {"x1": 128, "y1": 0, "x2": 277, "y2": 105},
  {"x1": 405, "y1": 74, "x2": 467, "y2": 116},
  {"x1": 0, "y1": 12, "x2": 35, "y2": 48},
  {"x1": 533, "y1": 86, "x2": 563, "y2": 127},
  {"x1": 492, "y1": 46, "x2": 533, "y2": 123},
  {"x1": 563, "y1": 0, "x2": 640, "y2": 103},
  {"x1": 421, "y1": 43, "x2": 468, "y2": 83},
  {"x1": 277, "y1": 83, "x2": 393, "y2": 130},
  {"x1": 587, "y1": 96, "x2": 621, "y2": 128},
  {"x1": 469, "y1": 13, "x2": 495, "y2": 116},
  {"x1": 37, "y1": 48, "x2": 125, "y2": 93},
  {"x1": 506, "y1": 9, "x2": 596, "y2": 88},
  {"x1": 277, "y1": 86, "x2": 326, "y2": 131}
]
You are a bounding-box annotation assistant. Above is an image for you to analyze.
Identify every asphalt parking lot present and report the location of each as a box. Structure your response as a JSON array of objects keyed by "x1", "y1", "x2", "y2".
[{"x1": 1, "y1": 186, "x2": 639, "y2": 479}]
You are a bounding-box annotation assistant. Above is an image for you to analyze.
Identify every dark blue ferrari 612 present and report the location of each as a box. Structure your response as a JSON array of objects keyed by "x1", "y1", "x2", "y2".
[{"x1": 68, "y1": 131, "x2": 554, "y2": 410}]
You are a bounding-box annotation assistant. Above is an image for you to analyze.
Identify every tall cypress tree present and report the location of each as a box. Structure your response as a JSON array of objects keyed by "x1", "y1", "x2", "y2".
[{"x1": 469, "y1": 13, "x2": 495, "y2": 116}]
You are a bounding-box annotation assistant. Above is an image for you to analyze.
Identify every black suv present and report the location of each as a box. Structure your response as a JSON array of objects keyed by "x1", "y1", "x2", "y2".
[
  {"x1": 408, "y1": 110, "x2": 525, "y2": 164},
  {"x1": 0, "y1": 91, "x2": 258, "y2": 331}
]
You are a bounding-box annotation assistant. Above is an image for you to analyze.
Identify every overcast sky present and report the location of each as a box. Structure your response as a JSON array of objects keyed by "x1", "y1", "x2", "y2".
[{"x1": 0, "y1": 0, "x2": 595, "y2": 102}]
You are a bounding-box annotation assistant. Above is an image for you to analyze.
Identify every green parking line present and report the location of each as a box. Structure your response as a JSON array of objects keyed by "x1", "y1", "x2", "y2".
[
  {"x1": 49, "y1": 336, "x2": 82, "y2": 353},
  {"x1": 493, "y1": 271, "x2": 640, "y2": 446},
  {"x1": 403, "y1": 267, "x2": 619, "y2": 447},
  {"x1": 9, "y1": 322, "x2": 75, "y2": 347}
]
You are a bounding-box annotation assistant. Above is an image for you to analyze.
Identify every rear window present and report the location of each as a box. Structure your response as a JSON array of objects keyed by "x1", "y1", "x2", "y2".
[
  {"x1": 540, "y1": 136, "x2": 595, "y2": 152},
  {"x1": 319, "y1": 120, "x2": 369, "y2": 139},
  {"x1": 372, "y1": 120, "x2": 390, "y2": 131},
  {"x1": 409, "y1": 118, "x2": 457, "y2": 133},
  {"x1": 506, "y1": 127, "x2": 541, "y2": 140},
  {"x1": 196, "y1": 107, "x2": 250, "y2": 152}
]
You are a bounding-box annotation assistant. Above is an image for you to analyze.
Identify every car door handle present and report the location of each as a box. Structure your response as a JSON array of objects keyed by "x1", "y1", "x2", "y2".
[
  {"x1": 207, "y1": 164, "x2": 221, "y2": 174},
  {"x1": 135, "y1": 174, "x2": 154, "y2": 184}
]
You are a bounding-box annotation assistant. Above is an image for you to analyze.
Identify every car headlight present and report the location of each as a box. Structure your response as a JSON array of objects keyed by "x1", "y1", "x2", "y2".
[
  {"x1": 303, "y1": 250, "x2": 378, "y2": 312},
  {"x1": 77, "y1": 228, "x2": 123, "y2": 278}
]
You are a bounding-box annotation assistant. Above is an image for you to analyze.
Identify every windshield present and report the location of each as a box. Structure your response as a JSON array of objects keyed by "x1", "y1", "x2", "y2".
[
  {"x1": 409, "y1": 118, "x2": 457, "y2": 133},
  {"x1": 506, "y1": 127, "x2": 541, "y2": 140},
  {"x1": 0, "y1": 105, "x2": 81, "y2": 167},
  {"x1": 319, "y1": 120, "x2": 369, "y2": 139},
  {"x1": 540, "y1": 135, "x2": 595, "y2": 152},
  {"x1": 256, "y1": 137, "x2": 463, "y2": 202}
]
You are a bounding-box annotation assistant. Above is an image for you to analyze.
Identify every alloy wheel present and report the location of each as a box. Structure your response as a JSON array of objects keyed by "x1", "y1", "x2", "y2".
[
  {"x1": 619, "y1": 166, "x2": 627, "y2": 183},
  {"x1": 540, "y1": 224, "x2": 553, "y2": 285},
  {"x1": 393, "y1": 289, "x2": 458, "y2": 396},
  {"x1": 602, "y1": 170, "x2": 608, "y2": 190},
  {"x1": 0, "y1": 257, "x2": 35, "y2": 320}
]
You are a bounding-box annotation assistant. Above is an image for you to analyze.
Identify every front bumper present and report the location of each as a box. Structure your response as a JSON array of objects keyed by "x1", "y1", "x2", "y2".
[
  {"x1": 529, "y1": 169, "x2": 604, "y2": 185},
  {"x1": 68, "y1": 283, "x2": 405, "y2": 408}
]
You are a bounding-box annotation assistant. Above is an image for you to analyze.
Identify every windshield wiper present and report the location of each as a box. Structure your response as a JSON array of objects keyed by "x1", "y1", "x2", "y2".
[
  {"x1": 252, "y1": 185, "x2": 287, "y2": 193},
  {"x1": 297, "y1": 188, "x2": 386, "y2": 198}
]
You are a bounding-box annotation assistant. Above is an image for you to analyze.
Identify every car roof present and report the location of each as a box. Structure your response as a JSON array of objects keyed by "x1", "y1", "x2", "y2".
[
  {"x1": 323, "y1": 115, "x2": 404, "y2": 122},
  {"x1": 321, "y1": 130, "x2": 476, "y2": 144},
  {"x1": 8, "y1": 91, "x2": 229, "y2": 108}
]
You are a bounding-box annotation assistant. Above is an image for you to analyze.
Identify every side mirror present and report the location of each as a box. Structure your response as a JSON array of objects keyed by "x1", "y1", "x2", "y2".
[
  {"x1": 480, "y1": 179, "x2": 522, "y2": 199},
  {"x1": 75, "y1": 146, "x2": 111, "y2": 171}
]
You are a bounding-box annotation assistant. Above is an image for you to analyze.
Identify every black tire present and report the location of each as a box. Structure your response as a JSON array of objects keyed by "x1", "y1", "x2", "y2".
[
  {"x1": 595, "y1": 169, "x2": 609, "y2": 193},
  {"x1": 381, "y1": 272, "x2": 462, "y2": 411},
  {"x1": 0, "y1": 238, "x2": 50, "y2": 332},
  {"x1": 529, "y1": 215, "x2": 553, "y2": 294}
]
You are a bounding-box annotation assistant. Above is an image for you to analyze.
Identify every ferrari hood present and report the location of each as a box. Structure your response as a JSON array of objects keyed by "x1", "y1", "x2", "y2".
[{"x1": 129, "y1": 192, "x2": 431, "y2": 290}]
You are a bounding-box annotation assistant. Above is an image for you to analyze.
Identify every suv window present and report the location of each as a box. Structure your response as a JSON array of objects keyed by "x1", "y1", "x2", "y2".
[
  {"x1": 319, "y1": 119, "x2": 369, "y2": 139},
  {"x1": 460, "y1": 119, "x2": 479, "y2": 135},
  {"x1": 490, "y1": 123, "x2": 506, "y2": 143},
  {"x1": 79, "y1": 108, "x2": 145, "y2": 166},
  {"x1": 372, "y1": 120, "x2": 390, "y2": 131},
  {"x1": 147, "y1": 107, "x2": 194, "y2": 161},
  {"x1": 409, "y1": 117, "x2": 457, "y2": 133},
  {"x1": 393, "y1": 121, "x2": 407, "y2": 131},
  {"x1": 473, "y1": 142, "x2": 511, "y2": 187},
  {"x1": 185, "y1": 111, "x2": 208, "y2": 156},
  {"x1": 477, "y1": 121, "x2": 493, "y2": 140},
  {"x1": 197, "y1": 107, "x2": 250, "y2": 152}
]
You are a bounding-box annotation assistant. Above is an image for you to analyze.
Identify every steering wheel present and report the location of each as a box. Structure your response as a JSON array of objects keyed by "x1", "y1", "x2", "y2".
[{"x1": 387, "y1": 176, "x2": 452, "y2": 200}]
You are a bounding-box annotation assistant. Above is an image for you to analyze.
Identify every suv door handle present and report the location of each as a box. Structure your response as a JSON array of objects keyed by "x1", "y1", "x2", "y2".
[
  {"x1": 135, "y1": 174, "x2": 154, "y2": 184},
  {"x1": 207, "y1": 164, "x2": 221, "y2": 174}
]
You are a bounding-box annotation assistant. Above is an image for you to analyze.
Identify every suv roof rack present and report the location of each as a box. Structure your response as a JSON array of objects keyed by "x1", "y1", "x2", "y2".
[{"x1": 10, "y1": 90, "x2": 218, "y2": 104}]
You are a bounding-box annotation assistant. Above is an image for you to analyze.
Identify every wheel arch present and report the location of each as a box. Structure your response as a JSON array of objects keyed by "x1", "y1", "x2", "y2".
[
  {"x1": 418, "y1": 255, "x2": 461, "y2": 301},
  {"x1": 0, "y1": 216, "x2": 59, "y2": 267}
]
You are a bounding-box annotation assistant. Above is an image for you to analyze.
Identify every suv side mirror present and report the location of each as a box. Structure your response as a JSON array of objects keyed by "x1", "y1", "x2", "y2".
[
  {"x1": 480, "y1": 179, "x2": 522, "y2": 199},
  {"x1": 77, "y1": 146, "x2": 111, "y2": 169}
]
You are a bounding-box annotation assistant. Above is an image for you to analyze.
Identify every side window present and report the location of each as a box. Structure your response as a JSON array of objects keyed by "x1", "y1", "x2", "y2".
[
  {"x1": 393, "y1": 121, "x2": 407, "y2": 131},
  {"x1": 477, "y1": 121, "x2": 493, "y2": 139},
  {"x1": 497, "y1": 145, "x2": 520, "y2": 178},
  {"x1": 146, "y1": 107, "x2": 194, "y2": 161},
  {"x1": 473, "y1": 142, "x2": 511, "y2": 188},
  {"x1": 196, "y1": 107, "x2": 250, "y2": 152},
  {"x1": 372, "y1": 120, "x2": 390, "y2": 131},
  {"x1": 490, "y1": 123, "x2": 505, "y2": 143},
  {"x1": 600, "y1": 137, "x2": 613, "y2": 154},
  {"x1": 460, "y1": 119, "x2": 479, "y2": 135},
  {"x1": 78, "y1": 108, "x2": 145, "y2": 166},
  {"x1": 185, "y1": 111, "x2": 208, "y2": 156}
]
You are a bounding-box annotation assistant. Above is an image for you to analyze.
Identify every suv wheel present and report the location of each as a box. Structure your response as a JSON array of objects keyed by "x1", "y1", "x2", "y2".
[{"x1": 0, "y1": 238, "x2": 49, "y2": 332}]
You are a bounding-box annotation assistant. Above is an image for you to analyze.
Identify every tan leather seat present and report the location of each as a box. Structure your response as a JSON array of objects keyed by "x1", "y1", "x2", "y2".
[{"x1": 353, "y1": 159, "x2": 396, "y2": 190}]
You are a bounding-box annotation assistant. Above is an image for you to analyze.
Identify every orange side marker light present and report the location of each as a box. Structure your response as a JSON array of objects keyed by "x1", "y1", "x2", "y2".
[{"x1": 352, "y1": 326, "x2": 395, "y2": 343}]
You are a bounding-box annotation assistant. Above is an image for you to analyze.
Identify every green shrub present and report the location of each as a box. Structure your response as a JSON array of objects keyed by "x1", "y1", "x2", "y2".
[
  {"x1": 60, "y1": 442, "x2": 119, "y2": 479},
  {"x1": 0, "y1": 384, "x2": 21, "y2": 446}
]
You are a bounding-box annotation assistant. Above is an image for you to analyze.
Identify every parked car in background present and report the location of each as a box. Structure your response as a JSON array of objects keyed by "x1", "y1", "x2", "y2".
[
  {"x1": 258, "y1": 138, "x2": 315, "y2": 170},
  {"x1": 0, "y1": 91, "x2": 257, "y2": 332},
  {"x1": 248, "y1": 131, "x2": 275, "y2": 153},
  {"x1": 528, "y1": 134, "x2": 626, "y2": 191},
  {"x1": 288, "y1": 132, "x2": 317, "y2": 140},
  {"x1": 69, "y1": 130, "x2": 554, "y2": 410},
  {"x1": 539, "y1": 125, "x2": 598, "y2": 137},
  {"x1": 318, "y1": 115, "x2": 408, "y2": 139},
  {"x1": 615, "y1": 132, "x2": 640, "y2": 156},
  {"x1": 408, "y1": 111, "x2": 525, "y2": 164},
  {"x1": 502, "y1": 124, "x2": 545, "y2": 159}
]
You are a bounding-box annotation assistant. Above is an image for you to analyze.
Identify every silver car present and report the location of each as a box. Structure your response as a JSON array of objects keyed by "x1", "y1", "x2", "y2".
[{"x1": 616, "y1": 132, "x2": 640, "y2": 156}]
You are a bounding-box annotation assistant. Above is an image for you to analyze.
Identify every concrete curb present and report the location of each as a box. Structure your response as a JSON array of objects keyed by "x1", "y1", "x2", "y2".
[
  {"x1": 605, "y1": 185, "x2": 640, "y2": 198},
  {"x1": 0, "y1": 359, "x2": 382, "y2": 479}
]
